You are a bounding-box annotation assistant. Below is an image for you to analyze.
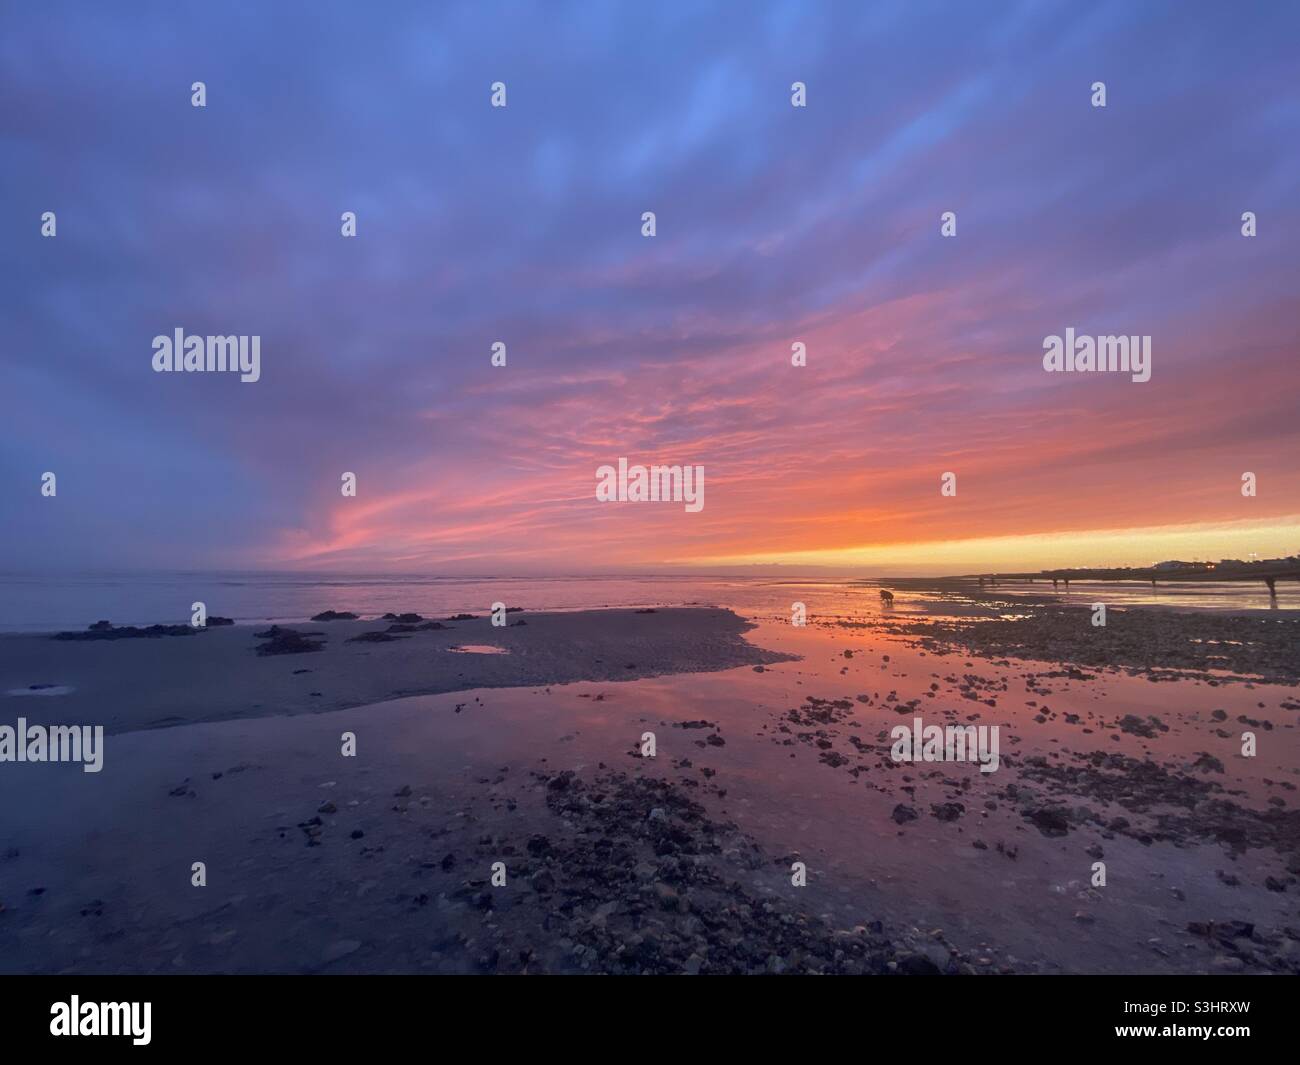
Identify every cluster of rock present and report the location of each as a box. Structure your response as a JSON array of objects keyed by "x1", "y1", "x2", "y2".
[
  {"x1": 889, "y1": 605, "x2": 1300, "y2": 684},
  {"x1": 51, "y1": 618, "x2": 231, "y2": 640},
  {"x1": 447, "y1": 768, "x2": 942, "y2": 974},
  {"x1": 254, "y1": 625, "x2": 325, "y2": 656}
]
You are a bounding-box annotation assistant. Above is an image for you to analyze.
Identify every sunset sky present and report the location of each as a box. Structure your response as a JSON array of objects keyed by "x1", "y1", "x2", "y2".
[{"x1": 2, "y1": 1, "x2": 1298, "y2": 575}]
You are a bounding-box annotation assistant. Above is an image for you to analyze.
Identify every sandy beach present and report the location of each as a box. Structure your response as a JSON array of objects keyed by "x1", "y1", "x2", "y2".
[
  {"x1": 0, "y1": 608, "x2": 788, "y2": 734},
  {"x1": 2, "y1": 596, "x2": 1297, "y2": 974}
]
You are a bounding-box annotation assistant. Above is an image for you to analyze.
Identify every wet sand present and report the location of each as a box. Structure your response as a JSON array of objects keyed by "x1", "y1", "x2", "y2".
[
  {"x1": 1, "y1": 602, "x2": 1297, "y2": 974},
  {"x1": 0, "y1": 608, "x2": 790, "y2": 734}
]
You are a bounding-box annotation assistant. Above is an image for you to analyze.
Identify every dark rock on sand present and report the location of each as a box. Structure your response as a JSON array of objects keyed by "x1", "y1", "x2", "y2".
[
  {"x1": 386, "y1": 621, "x2": 448, "y2": 633},
  {"x1": 1119, "y1": 714, "x2": 1168, "y2": 739},
  {"x1": 254, "y1": 625, "x2": 324, "y2": 640},
  {"x1": 1025, "y1": 807, "x2": 1071, "y2": 837},
  {"x1": 311, "y1": 611, "x2": 359, "y2": 622},
  {"x1": 347, "y1": 630, "x2": 411, "y2": 644},
  {"x1": 1187, "y1": 920, "x2": 1254, "y2": 944},
  {"x1": 52, "y1": 621, "x2": 198, "y2": 641},
  {"x1": 520, "y1": 767, "x2": 920, "y2": 974},
  {"x1": 1192, "y1": 753, "x2": 1225, "y2": 774},
  {"x1": 254, "y1": 627, "x2": 326, "y2": 656},
  {"x1": 931, "y1": 802, "x2": 965, "y2": 822}
]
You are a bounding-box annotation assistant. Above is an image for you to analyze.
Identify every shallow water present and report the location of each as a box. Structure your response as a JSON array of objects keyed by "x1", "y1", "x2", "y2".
[
  {"x1": 2, "y1": 583, "x2": 1296, "y2": 973},
  {"x1": 1, "y1": 572, "x2": 1293, "y2": 632},
  {"x1": 341, "y1": 613, "x2": 1298, "y2": 974}
]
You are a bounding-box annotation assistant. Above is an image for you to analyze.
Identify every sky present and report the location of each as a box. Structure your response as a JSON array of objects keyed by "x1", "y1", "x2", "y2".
[{"x1": 1, "y1": 0, "x2": 1298, "y2": 576}]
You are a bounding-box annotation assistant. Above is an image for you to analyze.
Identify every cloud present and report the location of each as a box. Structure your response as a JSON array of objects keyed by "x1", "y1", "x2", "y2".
[{"x1": 1, "y1": 0, "x2": 1297, "y2": 572}]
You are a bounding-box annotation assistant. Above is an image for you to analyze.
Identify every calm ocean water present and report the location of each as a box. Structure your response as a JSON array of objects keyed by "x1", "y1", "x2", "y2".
[{"x1": 0, "y1": 572, "x2": 1293, "y2": 632}]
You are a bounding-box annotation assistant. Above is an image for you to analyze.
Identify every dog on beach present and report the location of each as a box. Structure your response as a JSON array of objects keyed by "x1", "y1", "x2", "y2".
[{"x1": 879, "y1": 589, "x2": 894, "y2": 603}]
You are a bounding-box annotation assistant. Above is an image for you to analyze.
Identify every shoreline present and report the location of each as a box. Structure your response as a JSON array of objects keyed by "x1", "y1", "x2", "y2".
[
  {"x1": 2, "y1": 598, "x2": 1297, "y2": 974},
  {"x1": 872, "y1": 601, "x2": 1300, "y2": 686},
  {"x1": 856, "y1": 579, "x2": 1300, "y2": 617},
  {"x1": 0, "y1": 607, "x2": 793, "y2": 735}
]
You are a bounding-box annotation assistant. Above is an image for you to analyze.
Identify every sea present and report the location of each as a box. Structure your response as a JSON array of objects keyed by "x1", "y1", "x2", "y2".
[{"x1": 0, "y1": 571, "x2": 1293, "y2": 633}]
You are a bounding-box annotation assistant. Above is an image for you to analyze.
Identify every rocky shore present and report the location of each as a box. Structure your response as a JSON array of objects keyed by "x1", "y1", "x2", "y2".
[
  {"x1": 876, "y1": 603, "x2": 1300, "y2": 684},
  {"x1": 3, "y1": 598, "x2": 1296, "y2": 975}
]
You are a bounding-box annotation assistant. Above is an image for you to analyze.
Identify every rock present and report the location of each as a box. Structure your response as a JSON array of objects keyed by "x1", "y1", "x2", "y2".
[
  {"x1": 1118, "y1": 714, "x2": 1167, "y2": 738},
  {"x1": 52, "y1": 621, "x2": 197, "y2": 641},
  {"x1": 1192, "y1": 753, "x2": 1225, "y2": 774},
  {"x1": 347, "y1": 630, "x2": 409, "y2": 643},
  {"x1": 311, "y1": 611, "x2": 359, "y2": 622},
  {"x1": 892, "y1": 804, "x2": 918, "y2": 824},
  {"x1": 930, "y1": 802, "x2": 964, "y2": 822},
  {"x1": 898, "y1": 953, "x2": 941, "y2": 975},
  {"x1": 1026, "y1": 807, "x2": 1070, "y2": 837},
  {"x1": 1187, "y1": 920, "x2": 1254, "y2": 942},
  {"x1": 254, "y1": 627, "x2": 325, "y2": 656}
]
